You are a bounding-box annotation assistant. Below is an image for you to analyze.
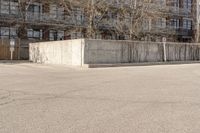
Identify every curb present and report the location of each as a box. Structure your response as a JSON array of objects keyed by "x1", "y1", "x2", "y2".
[{"x1": 85, "y1": 61, "x2": 200, "y2": 68}]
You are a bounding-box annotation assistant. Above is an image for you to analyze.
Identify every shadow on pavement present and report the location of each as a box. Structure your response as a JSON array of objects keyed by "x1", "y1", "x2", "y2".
[{"x1": 0, "y1": 60, "x2": 31, "y2": 65}]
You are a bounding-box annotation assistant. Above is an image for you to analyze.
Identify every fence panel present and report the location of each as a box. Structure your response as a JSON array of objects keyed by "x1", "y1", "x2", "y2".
[{"x1": 0, "y1": 38, "x2": 20, "y2": 60}]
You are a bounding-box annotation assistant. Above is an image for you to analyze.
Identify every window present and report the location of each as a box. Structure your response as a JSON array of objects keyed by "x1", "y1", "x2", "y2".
[
  {"x1": 49, "y1": 30, "x2": 57, "y2": 41},
  {"x1": 26, "y1": 3, "x2": 42, "y2": 20},
  {"x1": 156, "y1": 18, "x2": 166, "y2": 28},
  {"x1": 95, "y1": 33, "x2": 102, "y2": 39},
  {"x1": 57, "y1": 31, "x2": 64, "y2": 40},
  {"x1": 0, "y1": 0, "x2": 9, "y2": 14},
  {"x1": 10, "y1": 28, "x2": 17, "y2": 37},
  {"x1": 27, "y1": 4, "x2": 41, "y2": 13},
  {"x1": 10, "y1": 0, "x2": 19, "y2": 14},
  {"x1": 0, "y1": 0, "x2": 19, "y2": 15},
  {"x1": 71, "y1": 32, "x2": 83, "y2": 39},
  {"x1": 50, "y1": 4, "x2": 64, "y2": 20},
  {"x1": 172, "y1": 0, "x2": 179, "y2": 7},
  {"x1": 27, "y1": 29, "x2": 42, "y2": 39},
  {"x1": 0, "y1": 27, "x2": 17, "y2": 38},
  {"x1": 72, "y1": 8, "x2": 84, "y2": 25},
  {"x1": 49, "y1": 30, "x2": 64, "y2": 41},
  {"x1": 170, "y1": 19, "x2": 179, "y2": 29},
  {"x1": 157, "y1": 0, "x2": 166, "y2": 6},
  {"x1": 143, "y1": 19, "x2": 150, "y2": 31},
  {"x1": 184, "y1": 0, "x2": 192, "y2": 12},
  {"x1": 183, "y1": 19, "x2": 192, "y2": 30},
  {"x1": 0, "y1": 27, "x2": 9, "y2": 37}
]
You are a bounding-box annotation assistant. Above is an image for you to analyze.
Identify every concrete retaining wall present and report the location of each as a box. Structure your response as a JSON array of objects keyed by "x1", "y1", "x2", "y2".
[
  {"x1": 29, "y1": 39, "x2": 84, "y2": 66},
  {"x1": 84, "y1": 40, "x2": 163, "y2": 64},
  {"x1": 29, "y1": 39, "x2": 200, "y2": 66}
]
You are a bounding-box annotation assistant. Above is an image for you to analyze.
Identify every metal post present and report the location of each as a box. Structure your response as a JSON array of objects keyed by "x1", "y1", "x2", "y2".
[
  {"x1": 10, "y1": 39, "x2": 15, "y2": 62},
  {"x1": 11, "y1": 50, "x2": 13, "y2": 61},
  {"x1": 162, "y1": 37, "x2": 167, "y2": 62},
  {"x1": 18, "y1": 38, "x2": 21, "y2": 60}
]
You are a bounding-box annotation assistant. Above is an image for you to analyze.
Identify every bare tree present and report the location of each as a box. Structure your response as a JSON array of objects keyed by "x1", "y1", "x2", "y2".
[{"x1": 1, "y1": 0, "x2": 196, "y2": 42}]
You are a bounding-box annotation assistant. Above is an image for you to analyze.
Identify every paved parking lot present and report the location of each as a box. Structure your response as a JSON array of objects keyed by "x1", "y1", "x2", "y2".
[{"x1": 0, "y1": 63, "x2": 200, "y2": 133}]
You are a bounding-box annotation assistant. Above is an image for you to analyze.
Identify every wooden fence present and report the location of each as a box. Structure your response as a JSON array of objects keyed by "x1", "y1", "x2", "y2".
[{"x1": 0, "y1": 38, "x2": 20, "y2": 60}]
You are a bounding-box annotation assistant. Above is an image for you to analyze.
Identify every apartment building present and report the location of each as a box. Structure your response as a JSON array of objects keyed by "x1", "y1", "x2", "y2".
[
  {"x1": 0, "y1": 0, "x2": 198, "y2": 59},
  {"x1": 0, "y1": 0, "x2": 85, "y2": 40}
]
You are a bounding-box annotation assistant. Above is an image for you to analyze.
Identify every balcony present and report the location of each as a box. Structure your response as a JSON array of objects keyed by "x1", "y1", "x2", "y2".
[
  {"x1": 25, "y1": 12, "x2": 85, "y2": 26},
  {"x1": 0, "y1": 11, "x2": 87, "y2": 28},
  {"x1": 0, "y1": 12, "x2": 22, "y2": 22},
  {"x1": 176, "y1": 29, "x2": 193, "y2": 36},
  {"x1": 144, "y1": 3, "x2": 191, "y2": 18}
]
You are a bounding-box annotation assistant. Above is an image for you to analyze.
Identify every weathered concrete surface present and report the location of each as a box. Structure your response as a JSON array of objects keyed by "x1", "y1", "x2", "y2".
[
  {"x1": 30, "y1": 39, "x2": 200, "y2": 66},
  {"x1": 84, "y1": 40, "x2": 200, "y2": 64},
  {"x1": 1, "y1": 63, "x2": 200, "y2": 133},
  {"x1": 29, "y1": 39, "x2": 84, "y2": 66}
]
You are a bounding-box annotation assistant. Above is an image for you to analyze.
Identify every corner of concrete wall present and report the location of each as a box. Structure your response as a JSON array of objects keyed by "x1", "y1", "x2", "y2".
[
  {"x1": 29, "y1": 43, "x2": 32, "y2": 61},
  {"x1": 81, "y1": 39, "x2": 85, "y2": 66},
  {"x1": 70, "y1": 39, "x2": 85, "y2": 66}
]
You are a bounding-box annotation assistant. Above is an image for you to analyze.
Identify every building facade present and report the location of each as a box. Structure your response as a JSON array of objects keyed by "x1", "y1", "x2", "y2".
[{"x1": 0, "y1": 0, "x2": 198, "y2": 59}]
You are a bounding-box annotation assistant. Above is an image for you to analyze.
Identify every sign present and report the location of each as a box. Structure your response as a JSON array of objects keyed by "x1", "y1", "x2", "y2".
[
  {"x1": 10, "y1": 39, "x2": 15, "y2": 48},
  {"x1": 9, "y1": 39, "x2": 15, "y2": 61},
  {"x1": 162, "y1": 37, "x2": 166, "y2": 43},
  {"x1": 10, "y1": 47, "x2": 15, "y2": 52}
]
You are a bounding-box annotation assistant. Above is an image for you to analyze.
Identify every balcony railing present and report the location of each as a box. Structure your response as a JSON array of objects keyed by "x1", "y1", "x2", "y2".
[
  {"x1": 0, "y1": 11, "x2": 194, "y2": 38},
  {"x1": 176, "y1": 29, "x2": 193, "y2": 36},
  {"x1": 0, "y1": 12, "x2": 87, "y2": 27}
]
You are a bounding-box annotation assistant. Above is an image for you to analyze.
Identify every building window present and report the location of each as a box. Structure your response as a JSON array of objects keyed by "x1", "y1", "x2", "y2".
[
  {"x1": 10, "y1": 0, "x2": 19, "y2": 15},
  {"x1": 0, "y1": 0, "x2": 19, "y2": 15},
  {"x1": 72, "y1": 8, "x2": 84, "y2": 25},
  {"x1": 49, "y1": 30, "x2": 64, "y2": 41},
  {"x1": 156, "y1": 18, "x2": 166, "y2": 28},
  {"x1": 71, "y1": 32, "x2": 83, "y2": 39},
  {"x1": 170, "y1": 19, "x2": 179, "y2": 29},
  {"x1": 27, "y1": 29, "x2": 42, "y2": 39},
  {"x1": 172, "y1": 0, "x2": 179, "y2": 7},
  {"x1": 143, "y1": 19, "x2": 150, "y2": 31},
  {"x1": 158, "y1": 0, "x2": 166, "y2": 6},
  {"x1": 184, "y1": 0, "x2": 192, "y2": 12},
  {"x1": 183, "y1": 19, "x2": 192, "y2": 30},
  {"x1": 0, "y1": 27, "x2": 17, "y2": 38},
  {"x1": 10, "y1": 27, "x2": 17, "y2": 37},
  {"x1": 0, "y1": 0, "x2": 10, "y2": 14},
  {"x1": 49, "y1": 4, "x2": 64, "y2": 20},
  {"x1": 27, "y1": 3, "x2": 41, "y2": 13},
  {"x1": 0, "y1": 27, "x2": 9, "y2": 37},
  {"x1": 57, "y1": 31, "x2": 64, "y2": 40},
  {"x1": 49, "y1": 30, "x2": 57, "y2": 40},
  {"x1": 26, "y1": 3, "x2": 42, "y2": 20}
]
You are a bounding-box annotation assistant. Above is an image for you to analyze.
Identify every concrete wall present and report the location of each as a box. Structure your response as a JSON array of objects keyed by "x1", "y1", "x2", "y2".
[
  {"x1": 29, "y1": 39, "x2": 84, "y2": 66},
  {"x1": 30, "y1": 39, "x2": 200, "y2": 66},
  {"x1": 84, "y1": 40, "x2": 200, "y2": 64},
  {"x1": 84, "y1": 40, "x2": 163, "y2": 64}
]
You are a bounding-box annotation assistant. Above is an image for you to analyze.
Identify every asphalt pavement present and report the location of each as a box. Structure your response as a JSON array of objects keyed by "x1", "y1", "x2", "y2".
[{"x1": 0, "y1": 63, "x2": 200, "y2": 133}]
